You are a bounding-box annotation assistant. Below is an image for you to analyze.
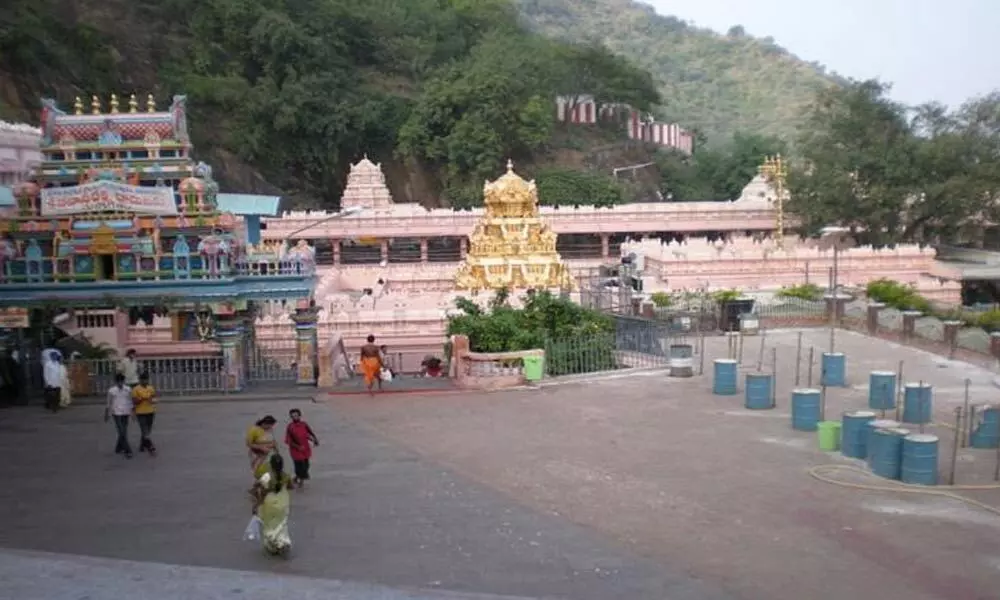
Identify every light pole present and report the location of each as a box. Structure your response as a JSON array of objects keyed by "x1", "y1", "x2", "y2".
[
  {"x1": 820, "y1": 226, "x2": 849, "y2": 353},
  {"x1": 285, "y1": 205, "x2": 364, "y2": 239}
]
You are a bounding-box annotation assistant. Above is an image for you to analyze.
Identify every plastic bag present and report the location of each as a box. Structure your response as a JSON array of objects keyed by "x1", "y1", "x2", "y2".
[
  {"x1": 243, "y1": 515, "x2": 262, "y2": 542},
  {"x1": 380, "y1": 368, "x2": 393, "y2": 382}
]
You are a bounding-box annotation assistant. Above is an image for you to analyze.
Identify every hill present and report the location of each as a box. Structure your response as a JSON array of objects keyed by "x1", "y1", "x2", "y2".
[{"x1": 515, "y1": 0, "x2": 841, "y2": 144}]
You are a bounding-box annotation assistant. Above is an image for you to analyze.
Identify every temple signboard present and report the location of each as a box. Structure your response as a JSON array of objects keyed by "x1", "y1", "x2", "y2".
[
  {"x1": 40, "y1": 181, "x2": 178, "y2": 216},
  {"x1": 0, "y1": 308, "x2": 29, "y2": 328}
]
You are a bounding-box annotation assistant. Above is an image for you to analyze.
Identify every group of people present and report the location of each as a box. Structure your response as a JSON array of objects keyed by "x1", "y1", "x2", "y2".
[
  {"x1": 103, "y1": 349, "x2": 158, "y2": 458},
  {"x1": 244, "y1": 409, "x2": 320, "y2": 556},
  {"x1": 42, "y1": 349, "x2": 71, "y2": 412}
]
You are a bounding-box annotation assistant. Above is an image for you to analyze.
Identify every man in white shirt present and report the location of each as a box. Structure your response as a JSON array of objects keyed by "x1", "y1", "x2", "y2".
[
  {"x1": 105, "y1": 373, "x2": 134, "y2": 458},
  {"x1": 42, "y1": 351, "x2": 63, "y2": 413},
  {"x1": 118, "y1": 348, "x2": 140, "y2": 386}
]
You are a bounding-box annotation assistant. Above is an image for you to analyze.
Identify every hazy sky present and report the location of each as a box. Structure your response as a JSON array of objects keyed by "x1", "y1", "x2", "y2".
[{"x1": 646, "y1": 0, "x2": 1000, "y2": 108}]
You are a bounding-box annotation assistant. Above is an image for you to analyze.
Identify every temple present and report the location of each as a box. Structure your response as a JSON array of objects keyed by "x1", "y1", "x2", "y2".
[
  {"x1": 454, "y1": 161, "x2": 574, "y2": 292},
  {"x1": 0, "y1": 94, "x2": 319, "y2": 389}
]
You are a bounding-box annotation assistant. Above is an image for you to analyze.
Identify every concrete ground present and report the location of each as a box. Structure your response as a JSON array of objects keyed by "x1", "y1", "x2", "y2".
[{"x1": 1, "y1": 328, "x2": 999, "y2": 599}]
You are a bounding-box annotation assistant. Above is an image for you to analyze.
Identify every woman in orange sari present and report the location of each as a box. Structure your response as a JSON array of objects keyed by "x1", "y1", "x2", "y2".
[{"x1": 359, "y1": 335, "x2": 383, "y2": 396}]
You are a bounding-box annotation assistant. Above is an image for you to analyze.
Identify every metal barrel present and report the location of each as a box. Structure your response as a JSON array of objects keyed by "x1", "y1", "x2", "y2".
[
  {"x1": 791, "y1": 388, "x2": 821, "y2": 431},
  {"x1": 668, "y1": 344, "x2": 694, "y2": 378},
  {"x1": 841, "y1": 410, "x2": 877, "y2": 459},
  {"x1": 821, "y1": 352, "x2": 847, "y2": 387},
  {"x1": 901, "y1": 433, "x2": 939, "y2": 485},
  {"x1": 970, "y1": 405, "x2": 1000, "y2": 449},
  {"x1": 902, "y1": 383, "x2": 933, "y2": 425},
  {"x1": 868, "y1": 371, "x2": 897, "y2": 411},
  {"x1": 744, "y1": 373, "x2": 773, "y2": 410},
  {"x1": 870, "y1": 427, "x2": 909, "y2": 480},
  {"x1": 712, "y1": 359, "x2": 738, "y2": 395},
  {"x1": 865, "y1": 419, "x2": 900, "y2": 466}
]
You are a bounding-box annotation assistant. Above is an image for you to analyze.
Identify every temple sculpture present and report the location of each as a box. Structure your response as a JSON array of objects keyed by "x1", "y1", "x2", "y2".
[{"x1": 453, "y1": 161, "x2": 575, "y2": 292}]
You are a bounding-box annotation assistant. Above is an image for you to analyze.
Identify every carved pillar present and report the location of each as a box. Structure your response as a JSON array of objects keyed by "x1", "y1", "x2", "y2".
[
  {"x1": 459, "y1": 237, "x2": 468, "y2": 259},
  {"x1": 901, "y1": 311, "x2": 922, "y2": 339},
  {"x1": 420, "y1": 238, "x2": 429, "y2": 262},
  {"x1": 215, "y1": 313, "x2": 247, "y2": 392},
  {"x1": 290, "y1": 305, "x2": 321, "y2": 385},
  {"x1": 380, "y1": 239, "x2": 389, "y2": 264},
  {"x1": 600, "y1": 234, "x2": 610, "y2": 259},
  {"x1": 866, "y1": 303, "x2": 884, "y2": 335},
  {"x1": 331, "y1": 239, "x2": 341, "y2": 266}
]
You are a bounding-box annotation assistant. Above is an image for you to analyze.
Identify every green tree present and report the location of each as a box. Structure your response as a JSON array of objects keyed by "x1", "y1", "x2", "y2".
[{"x1": 656, "y1": 132, "x2": 786, "y2": 201}]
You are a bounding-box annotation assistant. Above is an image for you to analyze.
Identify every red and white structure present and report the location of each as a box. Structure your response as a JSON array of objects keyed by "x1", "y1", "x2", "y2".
[{"x1": 555, "y1": 95, "x2": 694, "y2": 155}]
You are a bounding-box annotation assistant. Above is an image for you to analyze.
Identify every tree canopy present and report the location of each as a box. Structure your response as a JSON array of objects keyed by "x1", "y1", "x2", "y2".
[
  {"x1": 655, "y1": 132, "x2": 786, "y2": 201},
  {"x1": 787, "y1": 80, "x2": 1000, "y2": 245}
]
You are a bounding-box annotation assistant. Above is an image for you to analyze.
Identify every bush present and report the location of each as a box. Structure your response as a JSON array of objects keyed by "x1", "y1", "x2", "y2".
[
  {"x1": 650, "y1": 291, "x2": 673, "y2": 307},
  {"x1": 776, "y1": 283, "x2": 822, "y2": 301},
  {"x1": 974, "y1": 309, "x2": 1000, "y2": 332},
  {"x1": 711, "y1": 289, "x2": 742, "y2": 303},
  {"x1": 446, "y1": 289, "x2": 617, "y2": 375},
  {"x1": 865, "y1": 279, "x2": 932, "y2": 313}
]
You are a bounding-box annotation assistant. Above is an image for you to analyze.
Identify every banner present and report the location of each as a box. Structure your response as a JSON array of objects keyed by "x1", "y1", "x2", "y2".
[
  {"x1": 40, "y1": 181, "x2": 178, "y2": 216},
  {"x1": 0, "y1": 308, "x2": 29, "y2": 328}
]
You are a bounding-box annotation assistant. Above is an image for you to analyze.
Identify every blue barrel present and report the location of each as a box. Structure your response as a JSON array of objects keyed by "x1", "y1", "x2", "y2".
[
  {"x1": 713, "y1": 359, "x2": 738, "y2": 395},
  {"x1": 970, "y1": 406, "x2": 1000, "y2": 449},
  {"x1": 869, "y1": 427, "x2": 909, "y2": 480},
  {"x1": 821, "y1": 352, "x2": 847, "y2": 387},
  {"x1": 865, "y1": 419, "x2": 900, "y2": 463},
  {"x1": 868, "y1": 371, "x2": 897, "y2": 411},
  {"x1": 841, "y1": 410, "x2": 877, "y2": 459},
  {"x1": 902, "y1": 383, "x2": 933, "y2": 425},
  {"x1": 901, "y1": 433, "x2": 939, "y2": 485},
  {"x1": 744, "y1": 373, "x2": 773, "y2": 410},
  {"x1": 791, "y1": 388, "x2": 821, "y2": 431}
]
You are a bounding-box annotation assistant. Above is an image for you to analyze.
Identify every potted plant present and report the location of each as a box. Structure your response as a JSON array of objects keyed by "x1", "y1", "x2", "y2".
[
  {"x1": 58, "y1": 334, "x2": 117, "y2": 395},
  {"x1": 421, "y1": 355, "x2": 444, "y2": 378}
]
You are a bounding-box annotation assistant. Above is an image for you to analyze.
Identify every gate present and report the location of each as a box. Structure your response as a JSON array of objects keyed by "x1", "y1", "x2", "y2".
[{"x1": 244, "y1": 337, "x2": 299, "y2": 384}]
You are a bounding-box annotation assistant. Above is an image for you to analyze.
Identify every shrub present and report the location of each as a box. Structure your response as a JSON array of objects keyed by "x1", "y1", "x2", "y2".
[
  {"x1": 711, "y1": 289, "x2": 741, "y2": 303},
  {"x1": 974, "y1": 309, "x2": 1000, "y2": 332},
  {"x1": 776, "y1": 283, "x2": 822, "y2": 301},
  {"x1": 650, "y1": 291, "x2": 673, "y2": 307},
  {"x1": 865, "y1": 279, "x2": 932, "y2": 313}
]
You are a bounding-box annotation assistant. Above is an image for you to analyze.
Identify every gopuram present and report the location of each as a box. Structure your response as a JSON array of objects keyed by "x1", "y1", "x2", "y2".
[
  {"x1": 454, "y1": 161, "x2": 575, "y2": 292},
  {"x1": 0, "y1": 94, "x2": 319, "y2": 389}
]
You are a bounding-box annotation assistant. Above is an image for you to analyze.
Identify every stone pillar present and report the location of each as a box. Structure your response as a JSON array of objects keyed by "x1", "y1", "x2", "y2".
[
  {"x1": 290, "y1": 305, "x2": 321, "y2": 386},
  {"x1": 640, "y1": 301, "x2": 655, "y2": 319},
  {"x1": 600, "y1": 234, "x2": 610, "y2": 259},
  {"x1": 823, "y1": 294, "x2": 847, "y2": 323},
  {"x1": 942, "y1": 320, "x2": 962, "y2": 351},
  {"x1": 990, "y1": 332, "x2": 1000, "y2": 360},
  {"x1": 459, "y1": 238, "x2": 468, "y2": 259},
  {"x1": 901, "y1": 311, "x2": 922, "y2": 339},
  {"x1": 866, "y1": 303, "x2": 884, "y2": 335},
  {"x1": 420, "y1": 238, "x2": 429, "y2": 262},
  {"x1": 450, "y1": 334, "x2": 469, "y2": 382},
  {"x1": 380, "y1": 240, "x2": 389, "y2": 264},
  {"x1": 331, "y1": 239, "x2": 341, "y2": 265},
  {"x1": 214, "y1": 313, "x2": 247, "y2": 392}
]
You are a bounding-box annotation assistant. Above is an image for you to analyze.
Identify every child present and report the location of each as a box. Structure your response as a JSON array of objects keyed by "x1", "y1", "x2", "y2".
[
  {"x1": 131, "y1": 372, "x2": 157, "y2": 455},
  {"x1": 284, "y1": 409, "x2": 319, "y2": 487}
]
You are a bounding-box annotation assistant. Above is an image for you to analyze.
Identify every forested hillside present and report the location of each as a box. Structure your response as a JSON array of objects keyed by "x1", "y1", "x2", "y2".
[{"x1": 516, "y1": 0, "x2": 840, "y2": 144}]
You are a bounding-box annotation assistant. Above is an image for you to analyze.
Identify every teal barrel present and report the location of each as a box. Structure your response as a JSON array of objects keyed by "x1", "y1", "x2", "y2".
[
  {"x1": 821, "y1": 352, "x2": 847, "y2": 387},
  {"x1": 970, "y1": 405, "x2": 1000, "y2": 449},
  {"x1": 791, "y1": 388, "x2": 821, "y2": 431},
  {"x1": 744, "y1": 373, "x2": 773, "y2": 410},
  {"x1": 864, "y1": 419, "x2": 900, "y2": 466},
  {"x1": 841, "y1": 410, "x2": 877, "y2": 459},
  {"x1": 869, "y1": 427, "x2": 909, "y2": 480},
  {"x1": 868, "y1": 371, "x2": 897, "y2": 411},
  {"x1": 902, "y1": 383, "x2": 933, "y2": 425},
  {"x1": 901, "y1": 433, "x2": 939, "y2": 485},
  {"x1": 713, "y1": 359, "x2": 738, "y2": 395},
  {"x1": 668, "y1": 344, "x2": 694, "y2": 378}
]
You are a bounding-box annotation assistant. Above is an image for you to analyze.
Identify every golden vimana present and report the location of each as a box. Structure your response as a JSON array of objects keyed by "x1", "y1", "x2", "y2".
[{"x1": 454, "y1": 161, "x2": 575, "y2": 292}]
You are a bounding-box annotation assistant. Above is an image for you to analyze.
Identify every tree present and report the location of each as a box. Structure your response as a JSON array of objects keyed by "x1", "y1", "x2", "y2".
[
  {"x1": 787, "y1": 80, "x2": 1000, "y2": 245},
  {"x1": 656, "y1": 131, "x2": 786, "y2": 201}
]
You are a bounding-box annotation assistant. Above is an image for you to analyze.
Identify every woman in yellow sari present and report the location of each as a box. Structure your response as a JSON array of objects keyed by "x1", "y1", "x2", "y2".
[
  {"x1": 246, "y1": 415, "x2": 277, "y2": 480},
  {"x1": 359, "y1": 335, "x2": 383, "y2": 396},
  {"x1": 251, "y1": 453, "x2": 293, "y2": 556}
]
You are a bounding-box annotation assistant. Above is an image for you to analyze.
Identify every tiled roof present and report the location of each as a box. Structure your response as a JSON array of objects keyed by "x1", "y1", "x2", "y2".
[{"x1": 216, "y1": 193, "x2": 282, "y2": 216}]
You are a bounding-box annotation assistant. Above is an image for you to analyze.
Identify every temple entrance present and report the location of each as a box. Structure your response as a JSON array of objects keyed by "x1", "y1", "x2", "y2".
[{"x1": 97, "y1": 254, "x2": 115, "y2": 280}]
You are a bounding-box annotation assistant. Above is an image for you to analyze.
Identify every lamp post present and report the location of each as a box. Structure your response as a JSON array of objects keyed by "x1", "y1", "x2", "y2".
[
  {"x1": 285, "y1": 205, "x2": 363, "y2": 239},
  {"x1": 759, "y1": 155, "x2": 788, "y2": 248},
  {"x1": 820, "y1": 226, "x2": 850, "y2": 353}
]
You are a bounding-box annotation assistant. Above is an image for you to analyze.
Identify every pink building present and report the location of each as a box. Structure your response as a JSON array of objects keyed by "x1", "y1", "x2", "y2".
[
  {"x1": 555, "y1": 95, "x2": 694, "y2": 154},
  {"x1": 0, "y1": 121, "x2": 42, "y2": 187}
]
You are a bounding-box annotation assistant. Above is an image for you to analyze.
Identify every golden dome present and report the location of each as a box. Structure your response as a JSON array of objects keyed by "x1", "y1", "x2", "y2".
[{"x1": 483, "y1": 160, "x2": 538, "y2": 218}]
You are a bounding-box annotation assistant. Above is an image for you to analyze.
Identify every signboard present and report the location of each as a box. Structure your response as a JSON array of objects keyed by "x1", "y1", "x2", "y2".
[
  {"x1": 0, "y1": 308, "x2": 29, "y2": 328},
  {"x1": 40, "y1": 181, "x2": 178, "y2": 216}
]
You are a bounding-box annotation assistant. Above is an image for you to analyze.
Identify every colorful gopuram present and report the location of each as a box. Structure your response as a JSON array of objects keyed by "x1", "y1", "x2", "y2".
[
  {"x1": 0, "y1": 94, "x2": 320, "y2": 389},
  {"x1": 454, "y1": 161, "x2": 575, "y2": 292}
]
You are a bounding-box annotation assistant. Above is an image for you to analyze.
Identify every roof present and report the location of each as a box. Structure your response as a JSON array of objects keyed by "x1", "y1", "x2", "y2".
[
  {"x1": 0, "y1": 186, "x2": 13, "y2": 206},
  {"x1": 216, "y1": 193, "x2": 282, "y2": 216}
]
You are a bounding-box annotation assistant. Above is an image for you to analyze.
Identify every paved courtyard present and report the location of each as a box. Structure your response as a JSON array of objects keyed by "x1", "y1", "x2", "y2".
[{"x1": 1, "y1": 328, "x2": 1000, "y2": 599}]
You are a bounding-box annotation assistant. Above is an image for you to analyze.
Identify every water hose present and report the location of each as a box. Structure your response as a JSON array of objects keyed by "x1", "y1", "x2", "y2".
[{"x1": 808, "y1": 464, "x2": 1000, "y2": 517}]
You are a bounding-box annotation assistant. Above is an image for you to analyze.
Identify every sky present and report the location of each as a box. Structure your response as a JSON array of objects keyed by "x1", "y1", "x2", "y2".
[{"x1": 646, "y1": 0, "x2": 1000, "y2": 108}]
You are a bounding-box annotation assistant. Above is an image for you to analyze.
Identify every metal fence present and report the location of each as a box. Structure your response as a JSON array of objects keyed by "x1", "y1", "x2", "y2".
[{"x1": 244, "y1": 337, "x2": 298, "y2": 383}]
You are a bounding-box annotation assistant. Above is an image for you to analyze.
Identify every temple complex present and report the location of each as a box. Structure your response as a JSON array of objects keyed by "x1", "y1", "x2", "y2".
[
  {"x1": 0, "y1": 94, "x2": 319, "y2": 389},
  {"x1": 454, "y1": 161, "x2": 575, "y2": 292}
]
